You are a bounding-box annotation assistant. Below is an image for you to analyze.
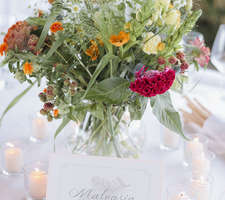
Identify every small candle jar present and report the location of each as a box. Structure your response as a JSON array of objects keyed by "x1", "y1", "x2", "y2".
[
  {"x1": 189, "y1": 177, "x2": 213, "y2": 200},
  {"x1": 24, "y1": 162, "x2": 48, "y2": 200},
  {"x1": 0, "y1": 140, "x2": 24, "y2": 175},
  {"x1": 160, "y1": 127, "x2": 181, "y2": 151},
  {"x1": 30, "y1": 113, "x2": 48, "y2": 143},
  {"x1": 183, "y1": 134, "x2": 208, "y2": 167},
  {"x1": 191, "y1": 151, "x2": 215, "y2": 180}
]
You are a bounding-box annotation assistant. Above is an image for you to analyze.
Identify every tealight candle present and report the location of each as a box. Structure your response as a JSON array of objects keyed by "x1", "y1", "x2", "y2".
[
  {"x1": 28, "y1": 168, "x2": 47, "y2": 200},
  {"x1": 192, "y1": 153, "x2": 210, "y2": 179},
  {"x1": 161, "y1": 128, "x2": 180, "y2": 150},
  {"x1": 32, "y1": 116, "x2": 47, "y2": 140},
  {"x1": 184, "y1": 137, "x2": 205, "y2": 166},
  {"x1": 3, "y1": 143, "x2": 24, "y2": 174},
  {"x1": 190, "y1": 178, "x2": 210, "y2": 200}
]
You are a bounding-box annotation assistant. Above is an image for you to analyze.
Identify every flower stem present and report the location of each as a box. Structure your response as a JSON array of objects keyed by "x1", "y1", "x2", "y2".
[{"x1": 107, "y1": 107, "x2": 122, "y2": 158}]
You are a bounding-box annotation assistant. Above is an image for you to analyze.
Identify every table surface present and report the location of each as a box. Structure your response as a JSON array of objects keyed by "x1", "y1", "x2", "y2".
[
  {"x1": 0, "y1": 68, "x2": 225, "y2": 200},
  {"x1": 0, "y1": 1, "x2": 225, "y2": 199}
]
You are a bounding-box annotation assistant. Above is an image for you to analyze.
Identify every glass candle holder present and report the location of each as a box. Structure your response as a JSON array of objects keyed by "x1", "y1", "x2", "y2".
[
  {"x1": 191, "y1": 151, "x2": 215, "y2": 180},
  {"x1": 167, "y1": 184, "x2": 193, "y2": 200},
  {"x1": 189, "y1": 177, "x2": 213, "y2": 200},
  {"x1": 24, "y1": 161, "x2": 48, "y2": 200},
  {"x1": 0, "y1": 140, "x2": 25, "y2": 176},
  {"x1": 183, "y1": 134, "x2": 208, "y2": 167},
  {"x1": 30, "y1": 113, "x2": 48, "y2": 143},
  {"x1": 160, "y1": 126, "x2": 181, "y2": 151}
]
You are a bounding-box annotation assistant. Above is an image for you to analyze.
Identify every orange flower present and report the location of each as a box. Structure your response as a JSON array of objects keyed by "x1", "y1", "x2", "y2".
[
  {"x1": 0, "y1": 43, "x2": 8, "y2": 56},
  {"x1": 85, "y1": 40, "x2": 99, "y2": 61},
  {"x1": 48, "y1": 0, "x2": 54, "y2": 4},
  {"x1": 109, "y1": 31, "x2": 130, "y2": 47},
  {"x1": 50, "y1": 22, "x2": 64, "y2": 33},
  {"x1": 53, "y1": 109, "x2": 59, "y2": 117},
  {"x1": 43, "y1": 88, "x2": 47, "y2": 93},
  {"x1": 23, "y1": 62, "x2": 34, "y2": 75}
]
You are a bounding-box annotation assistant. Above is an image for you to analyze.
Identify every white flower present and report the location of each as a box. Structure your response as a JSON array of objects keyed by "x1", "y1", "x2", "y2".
[
  {"x1": 186, "y1": 0, "x2": 193, "y2": 11},
  {"x1": 142, "y1": 32, "x2": 161, "y2": 55},
  {"x1": 155, "y1": 0, "x2": 171, "y2": 11},
  {"x1": 165, "y1": 9, "x2": 181, "y2": 27}
]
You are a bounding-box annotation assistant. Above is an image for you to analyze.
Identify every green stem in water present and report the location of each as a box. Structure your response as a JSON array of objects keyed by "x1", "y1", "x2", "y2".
[{"x1": 107, "y1": 107, "x2": 122, "y2": 158}]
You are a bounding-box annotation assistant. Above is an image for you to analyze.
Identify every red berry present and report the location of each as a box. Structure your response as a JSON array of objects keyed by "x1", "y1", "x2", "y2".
[
  {"x1": 168, "y1": 56, "x2": 177, "y2": 65},
  {"x1": 157, "y1": 57, "x2": 166, "y2": 65}
]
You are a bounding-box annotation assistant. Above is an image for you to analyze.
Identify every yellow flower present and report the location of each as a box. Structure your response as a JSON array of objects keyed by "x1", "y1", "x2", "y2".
[
  {"x1": 74, "y1": 6, "x2": 79, "y2": 12},
  {"x1": 157, "y1": 42, "x2": 165, "y2": 51},
  {"x1": 169, "y1": 3, "x2": 174, "y2": 9},
  {"x1": 142, "y1": 32, "x2": 161, "y2": 55},
  {"x1": 165, "y1": 10, "x2": 181, "y2": 27}
]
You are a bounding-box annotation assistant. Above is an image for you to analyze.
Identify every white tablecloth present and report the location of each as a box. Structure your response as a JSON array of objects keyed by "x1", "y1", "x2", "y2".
[{"x1": 0, "y1": 69, "x2": 225, "y2": 200}]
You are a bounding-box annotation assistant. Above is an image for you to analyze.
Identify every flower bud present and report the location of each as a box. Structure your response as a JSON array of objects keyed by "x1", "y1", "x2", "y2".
[
  {"x1": 40, "y1": 109, "x2": 47, "y2": 115},
  {"x1": 70, "y1": 89, "x2": 76, "y2": 96},
  {"x1": 39, "y1": 93, "x2": 47, "y2": 102},
  {"x1": 47, "y1": 114, "x2": 53, "y2": 122},
  {"x1": 180, "y1": 62, "x2": 189, "y2": 72},
  {"x1": 15, "y1": 71, "x2": 26, "y2": 83},
  {"x1": 64, "y1": 79, "x2": 70, "y2": 87},
  {"x1": 44, "y1": 102, "x2": 54, "y2": 111},
  {"x1": 176, "y1": 51, "x2": 185, "y2": 61},
  {"x1": 70, "y1": 81, "x2": 78, "y2": 89},
  {"x1": 168, "y1": 56, "x2": 177, "y2": 65},
  {"x1": 157, "y1": 56, "x2": 166, "y2": 65}
]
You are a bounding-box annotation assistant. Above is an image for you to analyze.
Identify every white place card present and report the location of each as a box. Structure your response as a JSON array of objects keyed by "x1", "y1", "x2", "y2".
[{"x1": 47, "y1": 154, "x2": 164, "y2": 200}]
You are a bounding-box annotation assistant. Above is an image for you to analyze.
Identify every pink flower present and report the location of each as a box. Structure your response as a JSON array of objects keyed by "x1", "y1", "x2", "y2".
[
  {"x1": 130, "y1": 66, "x2": 175, "y2": 97},
  {"x1": 190, "y1": 37, "x2": 211, "y2": 67}
]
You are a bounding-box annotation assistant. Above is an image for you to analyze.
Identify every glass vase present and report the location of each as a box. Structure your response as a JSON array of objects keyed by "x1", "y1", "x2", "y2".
[{"x1": 65, "y1": 109, "x2": 146, "y2": 158}]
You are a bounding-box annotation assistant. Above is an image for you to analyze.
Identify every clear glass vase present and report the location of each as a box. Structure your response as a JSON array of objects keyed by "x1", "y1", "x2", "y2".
[{"x1": 65, "y1": 110, "x2": 146, "y2": 158}]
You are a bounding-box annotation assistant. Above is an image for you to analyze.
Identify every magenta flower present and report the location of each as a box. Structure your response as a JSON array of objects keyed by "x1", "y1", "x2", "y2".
[
  {"x1": 130, "y1": 66, "x2": 175, "y2": 97},
  {"x1": 190, "y1": 38, "x2": 211, "y2": 67}
]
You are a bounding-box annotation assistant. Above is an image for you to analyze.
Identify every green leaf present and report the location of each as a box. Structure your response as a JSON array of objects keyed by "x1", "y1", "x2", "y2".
[
  {"x1": 129, "y1": 95, "x2": 148, "y2": 120},
  {"x1": 54, "y1": 117, "x2": 70, "y2": 139},
  {"x1": 45, "y1": 33, "x2": 68, "y2": 61},
  {"x1": 150, "y1": 92, "x2": 185, "y2": 138},
  {"x1": 82, "y1": 54, "x2": 118, "y2": 99},
  {"x1": 36, "y1": 13, "x2": 56, "y2": 50},
  {"x1": 89, "y1": 103, "x2": 104, "y2": 120},
  {"x1": 86, "y1": 78, "x2": 131, "y2": 104},
  {"x1": 0, "y1": 81, "x2": 37, "y2": 125}
]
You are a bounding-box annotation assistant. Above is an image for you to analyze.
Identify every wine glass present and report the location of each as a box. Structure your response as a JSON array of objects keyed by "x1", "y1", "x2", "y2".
[{"x1": 211, "y1": 24, "x2": 225, "y2": 73}]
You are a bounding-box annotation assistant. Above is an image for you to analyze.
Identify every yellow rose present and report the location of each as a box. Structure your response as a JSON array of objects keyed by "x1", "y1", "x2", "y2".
[
  {"x1": 165, "y1": 9, "x2": 181, "y2": 27},
  {"x1": 142, "y1": 32, "x2": 161, "y2": 55}
]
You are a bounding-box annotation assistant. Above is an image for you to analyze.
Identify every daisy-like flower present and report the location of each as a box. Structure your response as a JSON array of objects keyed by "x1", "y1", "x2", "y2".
[
  {"x1": 109, "y1": 31, "x2": 130, "y2": 47},
  {"x1": 0, "y1": 43, "x2": 8, "y2": 56},
  {"x1": 85, "y1": 40, "x2": 99, "y2": 61},
  {"x1": 50, "y1": 22, "x2": 64, "y2": 33},
  {"x1": 23, "y1": 62, "x2": 34, "y2": 75}
]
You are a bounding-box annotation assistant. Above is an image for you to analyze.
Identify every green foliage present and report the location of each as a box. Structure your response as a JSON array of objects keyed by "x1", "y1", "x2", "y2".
[
  {"x1": 129, "y1": 96, "x2": 148, "y2": 120},
  {"x1": 150, "y1": 92, "x2": 185, "y2": 138},
  {"x1": 0, "y1": 81, "x2": 37, "y2": 125},
  {"x1": 86, "y1": 78, "x2": 131, "y2": 105}
]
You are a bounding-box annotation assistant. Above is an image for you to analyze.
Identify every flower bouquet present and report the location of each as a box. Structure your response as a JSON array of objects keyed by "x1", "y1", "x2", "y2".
[{"x1": 0, "y1": 0, "x2": 203, "y2": 157}]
